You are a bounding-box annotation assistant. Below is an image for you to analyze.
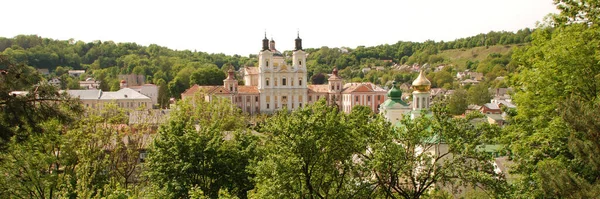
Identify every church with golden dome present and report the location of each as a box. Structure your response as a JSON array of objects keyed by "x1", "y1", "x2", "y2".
[{"x1": 380, "y1": 70, "x2": 432, "y2": 122}]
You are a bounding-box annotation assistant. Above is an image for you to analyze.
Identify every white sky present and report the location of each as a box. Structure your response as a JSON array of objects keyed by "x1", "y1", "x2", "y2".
[{"x1": 3, "y1": 0, "x2": 558, "y2": 56}]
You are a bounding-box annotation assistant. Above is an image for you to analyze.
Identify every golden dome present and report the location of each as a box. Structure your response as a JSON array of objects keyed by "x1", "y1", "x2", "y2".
[{"x1": 412, "y1": 70, "x2": 431, "y2": 92}]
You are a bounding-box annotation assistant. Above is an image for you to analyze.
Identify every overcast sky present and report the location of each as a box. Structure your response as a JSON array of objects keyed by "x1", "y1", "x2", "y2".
[{"x1": 3, "y1": 0, "x2": 558, "y2": 56}]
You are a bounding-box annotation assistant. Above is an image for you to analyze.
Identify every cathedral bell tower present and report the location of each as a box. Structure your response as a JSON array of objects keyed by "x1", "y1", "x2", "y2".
[
  {"x1": 258, "y1": 32, "x2": 273, "y2": 90},
  {"x1": 292, "y1": 31, "x2": 307, "y2": 71}
]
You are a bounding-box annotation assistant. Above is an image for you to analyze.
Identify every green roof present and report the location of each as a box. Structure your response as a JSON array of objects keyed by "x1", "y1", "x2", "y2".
[{"x1": 382, "y1": 81, "x2": 408, "y2": 107}]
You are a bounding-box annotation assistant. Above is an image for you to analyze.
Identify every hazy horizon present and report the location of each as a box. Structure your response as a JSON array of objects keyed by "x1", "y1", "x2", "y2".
[{"x1": 3, "y1": 0, "x2": 558, "y2": 56}]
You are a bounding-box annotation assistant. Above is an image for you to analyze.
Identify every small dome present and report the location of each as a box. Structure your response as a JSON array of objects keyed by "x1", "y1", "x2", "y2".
[
  {"x1": 412, "y1": 70, "x2": 431, "y2": 92},
  {"x1": 387, "y1": 81, "x2": 403, "y2": 99}
]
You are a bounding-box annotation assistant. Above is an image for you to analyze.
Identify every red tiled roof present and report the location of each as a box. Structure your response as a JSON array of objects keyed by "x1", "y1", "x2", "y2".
[
  {"x1": 238, "y1": 86, "x2": 259, "y2": 94},
  {"x1": 308, "y1": 85, "x2": 329, "y2": 93},
  {"x1": 342, "y1": 82, "x2": 386, "y2": 93}
]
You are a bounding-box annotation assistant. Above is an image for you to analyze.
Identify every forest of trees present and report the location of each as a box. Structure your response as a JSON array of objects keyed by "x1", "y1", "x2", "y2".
[{"x1": 1, "y1": 0, "x2": 599, "y2": 198}]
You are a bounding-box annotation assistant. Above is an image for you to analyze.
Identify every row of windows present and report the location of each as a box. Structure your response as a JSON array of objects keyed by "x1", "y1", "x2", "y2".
[
  {"x1": 266, "y1": 102, "x2": 303, "y2": 110},
  {"x1": 265, "y1": 78, "x2": 303, "y2": 86},
  {"x1": 343, "y1": 95, "x2": 383, "y2": 102},
  {"x1": 264, "y1": 60, "x2": 303, "y2": 67},
  {"x1": 84, "y1": 101, "x2": 150, "y2": 109}
]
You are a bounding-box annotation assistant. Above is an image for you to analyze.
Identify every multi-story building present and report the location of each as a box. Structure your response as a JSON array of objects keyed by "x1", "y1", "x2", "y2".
[
  {"x1": 67, "y1": 88, "x2": 152, "y2": 110},
  {"x1": 182, "y1": 34, "x2": 387, "y2": 114}
]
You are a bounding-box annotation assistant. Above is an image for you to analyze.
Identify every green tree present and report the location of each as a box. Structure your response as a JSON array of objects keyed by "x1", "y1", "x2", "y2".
[
  {"x1": 251, "y1": 101, "x2": 375, "y2": 198},
  {"x1": 467, "y1": 83, "x2": 491, "y2": 105},
  {"x1": 145, "y1": 96, "x2": 256, "y2": 199},
  {"x1": 504, "y1": 1, "x2": 600, "y2": 197},
  {"x1": 446, "y1": 88, "x2": 468, "y2": 115},
  {"x1": 190, "y1": 65, "x2": 226, "y2": 86}
]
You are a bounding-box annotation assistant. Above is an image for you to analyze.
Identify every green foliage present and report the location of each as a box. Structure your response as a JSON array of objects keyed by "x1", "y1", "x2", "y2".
[
  {"x1": 446, "y1": 89, "x2": 468, "y2": 115},
  {"x1": 467, "y1": 83, "x2": 492, "y2": 105},
  {"x1": 145, "y1": 96, "x2": 257, "y2": 198},
  {"x1": 503, "y1": 1, "x2": 600, "y2": 197},
  {"x1": 251, "y1": 101, "x2": 375, "y2": 198}
]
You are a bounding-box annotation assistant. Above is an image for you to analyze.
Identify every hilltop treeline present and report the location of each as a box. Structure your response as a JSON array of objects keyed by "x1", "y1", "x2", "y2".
[{"x1": 0, "y1": 28, "x2": 532, "y2": 103}]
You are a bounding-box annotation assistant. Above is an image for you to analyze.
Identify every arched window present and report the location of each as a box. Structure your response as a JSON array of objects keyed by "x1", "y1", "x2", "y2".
[
  {"x1": 299, "y1": 60, "x2": 302, "y2": 65},
  {"x1": 266, "y1": 60, "x2": 269, "y2": 67},
  {"x1": 299, "y1": 78, "x2": 303, "y2": 86},
  {"x1": 266, "y1": 78, "x2": 270, "y2": 86}
]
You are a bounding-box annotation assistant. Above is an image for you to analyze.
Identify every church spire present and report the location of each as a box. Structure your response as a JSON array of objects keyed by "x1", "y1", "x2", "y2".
[
  {"x1": 262, "y1": 31, "x2": 269, "y2": 51},
  {"x1": 295, "y1": 30, "x2": 303, "y2": 51}
]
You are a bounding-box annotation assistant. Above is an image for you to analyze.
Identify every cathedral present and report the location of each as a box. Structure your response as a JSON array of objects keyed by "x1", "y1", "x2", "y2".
[{"x1": 181, "y1": 33, "x2": 388, "y2": 114}]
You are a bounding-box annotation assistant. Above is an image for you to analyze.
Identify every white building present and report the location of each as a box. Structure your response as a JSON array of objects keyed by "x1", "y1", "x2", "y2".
[
  {"x1": 182, "y1": 33, "x2": 387, "y2": 114},
  {"x1": 67, "y1": 88, "x2": 152, "y2": 110}
]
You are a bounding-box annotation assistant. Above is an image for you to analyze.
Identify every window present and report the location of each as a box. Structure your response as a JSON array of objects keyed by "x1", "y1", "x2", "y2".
[
  {"x1": 282, "y1": 78, "x2": 287, "y2": 86},
  {"x1": 337, "y1": 85, "x2": 339, "y2": 90},
  {"x1": 266, "y1": 78, "x2": 270, "y2": 86},
  {"x1": 267, "y1": 103, "x2": 270, "y2": 109},
  {"x1": 299, "y1": 60, "x2": 302, "y2": 65},
  {"x1": 299, "y1": 103, "x2": 302, "y2": 107},
  {"x1": 246, "y1": 96, "x2": 250, "y2": 102},
  {"x1": 255, "y1": 96, "x2": 258, "y2": 102},
  {"x1": 309, "y1": 96, "x2": 312, "y2": 101},
  {"x1": 230, "y1": 86, "x2": 233, "y2": 91},
  {"x1": 367, "y1": 96, "x2": 371, "y2": 102},
  {"x1": 275, "y1": 78, "x2": 278, "y2": 86},
  {"x1": 266, "y1": 60, "x2": 269, "y2": 67},
  {"x1": 377, "y1": 95, "x2": 381, "y2": 100},
  {"x1": 282, "y1": 96, "x2": 287, "y2": 102},
  {"x1": 299, "y1": 79, "x2": 303, "y2": 86},
  {"x1": 266, "y1": 96, "x2": 270, "y2": 102},
  {"x1": 355, "y1": 96, "x2": 359, "y2": 102},
  {"x1": 331, "y1": 85, "x2": 335, "y2": 90},
  {"x1": 299, "y1": 96, "x2": 303, "y2": 101}
]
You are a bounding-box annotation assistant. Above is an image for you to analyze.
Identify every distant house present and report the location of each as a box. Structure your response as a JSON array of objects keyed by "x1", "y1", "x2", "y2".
[
  {"x1": 480, "y1": 103, "x2": 502, "y2": 114},
  {"x1": 361, "y1": 68, "x2": 372, "y2": 74},
  {"x1": 79, "y1": 78, "x2": 101, "y2": 89},
  {"x1": 492, "y1": 99, "x2": 516, "y2": 109},
  {"x1": 68, "y1": 70, "x2": 85, "y2": 77},
  {"x1": 487, "y1": 114, "x2": 505, "y2": 126},
  {"x1": 49, "y1": 77, "x2": 61, "y2": 87},
  {"x1": 457, "y1": 71, "x2": 484, "y2": 81},
  {"x1": 469, "y1": 72, "x2": 484, "y2": 81},
  {"x1": 466, "y1": 104, "x2": 482, "y2": 114},
  {"x1": 461, "y1": 79, "x2": 480, "y2": 86},
  {"x1": 430, "y1": 88, "x2": 448, "y2": 99},
  {"x1": 375, "y1": 66, "x2": 385, "y2": 71},
  {"x1": 37, "y1": 68, "x2": 50, "y2": 76}
]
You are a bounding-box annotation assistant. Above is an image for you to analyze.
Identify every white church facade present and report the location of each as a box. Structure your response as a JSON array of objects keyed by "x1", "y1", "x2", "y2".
[{"x1": 182, "y1": 33, "x2": 387, "y2": 114}]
